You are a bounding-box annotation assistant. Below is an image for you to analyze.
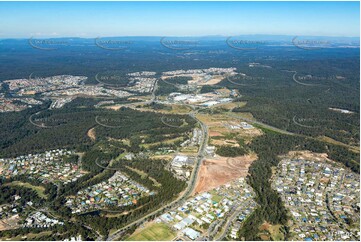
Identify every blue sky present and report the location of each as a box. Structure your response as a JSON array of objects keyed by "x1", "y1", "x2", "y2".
[{"x1": 0, "y1": 1, "x2": 359, "y2": 38}]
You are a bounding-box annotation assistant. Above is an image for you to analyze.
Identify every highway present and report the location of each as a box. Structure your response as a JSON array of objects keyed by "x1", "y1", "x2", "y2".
[
  {"x1": 106, "y1": 88, "x2": 209, "y2": 240},
  {"x1": 225, "y1": 112, "x2": 295, "y2": 136},
  {"x1": 104, "y1": 82, "x2": 294, "y2": 240},
  {"x1": 226, "y1": 112, "x2": 359, "y2": 152},
  {"x1": 100, "y1": 78, "x2": 355, "y2": 240}
]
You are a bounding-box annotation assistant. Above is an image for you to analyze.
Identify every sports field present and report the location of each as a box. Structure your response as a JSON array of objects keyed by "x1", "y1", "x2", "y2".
[{"x1": 126, "y1": 223, "x2": 176, "y2": 241}]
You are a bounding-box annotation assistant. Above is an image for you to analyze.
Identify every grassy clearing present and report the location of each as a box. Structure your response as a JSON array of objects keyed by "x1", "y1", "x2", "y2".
[
  {"x1": 180, "y1": 146, "x2": 199, "y2": 154},
  {"x1": 225, "y1": 111, "x2": 255, "y2": 120},
  {"x1": 268, "y1": 224, "x2": 284, "y2": 241},
  {"x1": 126, "y1": 166, "x2": 161, "y2": 187},
  {"x1": 258, "y1": 222, "x2": 285, "y2": 241},
  {"x1": 170, "y1": 104, "x2": 192, "y2": 114},
  {"x1": 140, "y1": 137, "x2": 183, "y2": 149},
  {"x1": 7, "y1": 181, "x2": 47, "y2": 199},
  {"x1": 317, "y1": 136, "x2": 359, "y2": 153},
  {"x1": 116, "y1": 152, "x2": 128, "y2": 160},
  {"x1": 126, "y1": 223, "x2": 176, "y2": 241},
  {"x1": 5, "y1": 231, "x2": 52, "y2": 241},
  {"x1": 212, "y1": 101, "x2": 247, "y2": 110},
  {"x1": 209, "y1": 190, "x2": 222, "y2": 203}
]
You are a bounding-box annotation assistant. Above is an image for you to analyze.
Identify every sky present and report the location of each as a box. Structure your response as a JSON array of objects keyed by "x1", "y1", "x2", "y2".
[{"x1": 0, "y1": 1, "x2": 359, "y2": 38}]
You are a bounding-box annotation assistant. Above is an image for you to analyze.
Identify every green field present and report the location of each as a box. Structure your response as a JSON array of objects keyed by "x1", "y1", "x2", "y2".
[
  {"x1": 126, "y1": 223, "x2": 176, "y2": 241},
  {"x1": 7, "y1": 181, "x2": 47, "y2": 199},
  {"x1": 210, "y1": 190, "x2": 222, "y2": 203},
  {"x1": 5, "y1": 231, "x2": 52, "y2": 241}
]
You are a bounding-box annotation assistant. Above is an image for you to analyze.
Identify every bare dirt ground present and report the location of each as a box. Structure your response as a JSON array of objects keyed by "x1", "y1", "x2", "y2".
[
  {"x1": 87, "y1": 127, "x2": 96, "y2": 141},
  {"x1": 211, "y1": 139, "x2": 240, "y2": 147},
  {"x1": 282, "y1": 150, "x2": 330, "y2": 162},
  {"x1": 209, "y1": 131, "x2": 223, "y2": 137},
  {"x1": 162, "y1": 74, "x2": 225, "y2": 86},
  {"x1": 197, "y1": 114, "x2": 263, "y2": 138},
  {"x1": 201, "y1": 76, "x2": 223, "y2": 85},
  {"x1": 105, "y1": 105, "x2": 122, "y2": 111},
  {"x1": 0, "y1": 215, "x2": 20, "y2": 231},
  {"x1": 193, "y1": 154, "x2": 257, "y2": 195},
  {"x1": 197, "y1": 114, "x2": 263, "y2": 149},
  {"x1": 151, "y1": 155, "x2": 173, "y2": 161},
  {"x1": 23, "y1": 91, "x2": 36, "y2": 95}
]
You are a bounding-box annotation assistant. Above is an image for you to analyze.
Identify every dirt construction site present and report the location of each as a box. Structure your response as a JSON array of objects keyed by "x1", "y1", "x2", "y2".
[{"x1": 193, "y1": 154, "x2": 257, "y2": 195}]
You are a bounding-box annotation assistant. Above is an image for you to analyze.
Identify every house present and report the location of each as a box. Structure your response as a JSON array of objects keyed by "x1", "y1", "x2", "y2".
[
  {"x1": 172, "y1": 155, "x2": 190, "y2": 168},
  {"x1": 205, "y1": 146, "x2": 216, "y2": 156},
  {"x1": 182, "y1": 228, "x2": 201, "y2": 240},
  {"x1": 174, "y1": 222, "x2": 186, "y2": 230}
]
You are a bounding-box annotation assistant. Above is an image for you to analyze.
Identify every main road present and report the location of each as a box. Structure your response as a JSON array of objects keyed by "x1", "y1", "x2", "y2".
[
  {"x1": 226, "y1": 112, "x2": 295, "y2": 136},
  {"x1": 106, "y1": 103, "x2": 208, "y2": 241}
]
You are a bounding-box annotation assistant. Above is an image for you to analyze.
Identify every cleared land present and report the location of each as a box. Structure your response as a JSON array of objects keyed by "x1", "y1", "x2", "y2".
[
  {"x1": 162, "y1": 74, "x2": 225, "y2": 86},
  {"x1": 0, "y1": 215, "x2": 20, "y2": 231},
  {"x1": 126, "y1": 222, "x2": 176, "y2": 241},
  {"x1": 317, "y1": 136, "x2": 359, "y2": 153},
  {"x1": 6, "y1": 181, "x2": 47, "y2": 199},
  {"x1": 258, "y1": 222, "x2": 285, "y2": 241},
  {"x1": 281, "y1": 150, "x2": 330, "y2": 162},
  {"x1": 126, "y1": 166, "x2": 161, "y2": 187},
  {"x1": 211, "y1": 101, "x2": 247, "y2": 111},
  {"x1": 140, "y1": 137, "x2": 184, "y2": 149},
  {"x1": 196, "y1": 113, "x2": 263, "y2": 148},
  {"x1": 87, "y1": 127, "x2": 96, "y2": 141},
  {"x1": 2, "y1": 231, "x2": 52, "y2": 240},
  {"x1": 193, "y1": 154, "x2": 256, "y2": 195}
]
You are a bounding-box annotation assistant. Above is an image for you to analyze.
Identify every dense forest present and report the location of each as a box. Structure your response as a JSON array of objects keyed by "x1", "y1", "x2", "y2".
[
  {"x1": 225, "y1": 58, "x2": 359, "y2": 147},
  {"x1": 0, "y1": 98, "x2": 196, "y2": 158}
]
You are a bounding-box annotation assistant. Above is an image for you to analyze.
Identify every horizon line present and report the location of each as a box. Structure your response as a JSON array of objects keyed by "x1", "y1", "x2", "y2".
[{"x1": 1, "y1": 34, "x2": 360, "y2": 40}]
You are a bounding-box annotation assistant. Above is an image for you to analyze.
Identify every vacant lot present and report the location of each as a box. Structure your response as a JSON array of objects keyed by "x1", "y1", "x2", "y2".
[
  {"x1": 126, "y1": 222, "x2": 176, "y2": 241},
  {"x1": 281, "y1": 150, "x2": 329, "y2": 162},
  {"x1": 1, "y1": 231, "x2": 52, "y2": 240},
  {"x1": 7, "y1": 181, "x2": 47, "y2": 199},
  {"x1": 0, "y1": 215, "x2": 20, "y2": 231},
  {"x1": 194, "y1": 154, "x2": 256, "y2": 194},
  {"x1": 258, "y1": 222, "x2": 285, "y2": 241},
  {"x1": 196, "y1": 113, "x2": 263, "y2": 146}
]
